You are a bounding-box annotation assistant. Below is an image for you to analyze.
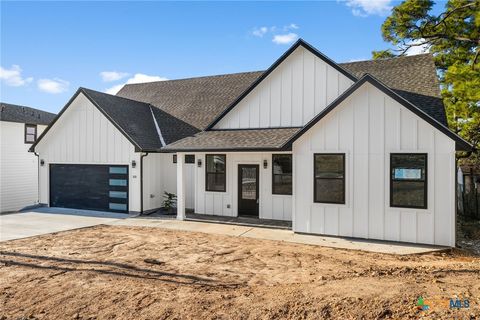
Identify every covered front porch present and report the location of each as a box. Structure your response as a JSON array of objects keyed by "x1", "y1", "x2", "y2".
[{"x1": 174, "y1": 150, "x2": 294, "y2": 224}]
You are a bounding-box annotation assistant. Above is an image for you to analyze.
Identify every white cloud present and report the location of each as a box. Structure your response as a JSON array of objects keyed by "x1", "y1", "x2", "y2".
[
  {"x1": 347, "y1": 57, "x2": 367, "y2": 62},
  {"x1": 37, "y1": 78, "x2": 70, "y2": 94},
  {"x1": 100, "y1": 71, "x2": 130, "y2": 82},
  {"x1": 342, "y1": 0, "x2": 392, "y2": 17},
  {"x1": 105, "y1": 73, "x2": 168, "y2": 95},
  {"x1": 272, "y1": 33, "x2": 299, "y2": 45},
  {"x1": 404, "y1": 39, "x2": 430, "y2": 56},
  {"x1": 252, "y1": 24, "x2": 299, "y2": 40},
  {"x1": 284, "y1": 23, "x2": 299, "y2": 31},
  {"x1": 0, "y1": 65, "x2": 33, "y2": 87},
  {"x1": 105, "y1": 84, "x2": 126, "y2": 95},
  {"x1": 252, "y1": 26, "x2": 269, "y2": 37}
]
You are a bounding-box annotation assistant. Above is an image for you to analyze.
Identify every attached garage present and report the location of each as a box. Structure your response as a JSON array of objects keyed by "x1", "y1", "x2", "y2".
[
  {"x1": 31, "y1": 88, "x2": 196, "y2": 214},
  {"x1": 49, "y1": 164, "x2": 129, "y2": 213}
]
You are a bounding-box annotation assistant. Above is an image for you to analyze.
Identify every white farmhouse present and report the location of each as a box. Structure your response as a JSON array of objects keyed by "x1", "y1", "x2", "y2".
[
  {"x1": 30, "y1": 40, "x2": 472, "y2": 246},
  {"x1": 0, "y1": 103, "x2": 55, "y2": 213}
]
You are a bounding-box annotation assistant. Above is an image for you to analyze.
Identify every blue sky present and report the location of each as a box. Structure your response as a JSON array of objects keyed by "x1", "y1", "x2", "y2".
[{"x1": 1, "y1": 1, "x2": 443, "y2": 113}]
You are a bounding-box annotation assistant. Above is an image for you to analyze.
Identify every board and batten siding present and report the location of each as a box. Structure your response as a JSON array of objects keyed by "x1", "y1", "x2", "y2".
[
  {"x1": 0, "y1": 121, "x2": 47, "y2": 212},
  {"x1": 193, "y1": 152, "x2": 292, "y2": 221},
  {"x1": 214, "y1": 46, "x2": 354, "y2": 129},
  {"x1": 142, "y1": 153, "x2": 194, "y2": 211},
  {"x1": 292, "y1": 82, "x2": 456, "y2": 246},
  {"x1": 35, "y1": 93, "x2": 142, "y2": 212}
]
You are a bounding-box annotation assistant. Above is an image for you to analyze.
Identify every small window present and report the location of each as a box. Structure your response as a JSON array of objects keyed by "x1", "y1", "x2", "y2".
[
  {"x1": 25, "y1": 124, "x2": 37, "y2": 144},
  {"x1": 109, "y1": 179, "x2": 127, "y2": 186},
  {"x1": 390, "y1": 153, "x2": 427, "y2": 209},
  {"x1": 109, "y1": 203, "x2": 127, "y2": 211},
  {"x1": 109, "y1": 167, "x2": 127, "y2": 174},
  {"x1": 272, "y1": 154, "x2": 292, "y2": 195},
  {"x1": 205, "y1": 154, "x2": 226, "y2": 192},
  {"x1": 109, "y1": 191, "x2": 127, "y2": 199},
  {"x1": 314, "y1": 154, "x2": 345, "y2": 204},
  {"x1": 173, "y1": 155, "x2": 177, "y2": 163},
  {"x1": 185, "y1": 154, "x2": 195, "y2": 164}
]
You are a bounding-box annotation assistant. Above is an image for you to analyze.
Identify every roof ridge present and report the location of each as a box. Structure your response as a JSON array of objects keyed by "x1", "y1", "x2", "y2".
[
  {"x1": 121, "y1": 70, "x2": 265, "y2": 87},
  {"x1": 340, "y1": 53, "x2": 433, "y2": 65},
  {"x1": 0, "y1": 102, "x2": 55, "y2": 116},
  {"x1": 80, "y1": 87, "x2": 151, "y2": 106}
]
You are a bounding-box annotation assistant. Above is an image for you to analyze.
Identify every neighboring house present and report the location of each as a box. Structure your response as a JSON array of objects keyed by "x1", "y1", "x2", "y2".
[
  {"x1": 30, "y1": 39, "x2": 472, "y2": 246},
  {"x1": 0, "y1": 103, "x2": 56, "y2": 213}
]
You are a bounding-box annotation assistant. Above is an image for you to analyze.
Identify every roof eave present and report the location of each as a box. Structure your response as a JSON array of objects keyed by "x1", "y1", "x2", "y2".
[{"x1": 159, "y1": 146, "x2": 292, "y2": 153}]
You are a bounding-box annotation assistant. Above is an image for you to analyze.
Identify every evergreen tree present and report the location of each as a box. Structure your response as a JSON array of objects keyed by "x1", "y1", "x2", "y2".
[{"x1": 373, "y1": 0, "x2": 479, "y2": 164}]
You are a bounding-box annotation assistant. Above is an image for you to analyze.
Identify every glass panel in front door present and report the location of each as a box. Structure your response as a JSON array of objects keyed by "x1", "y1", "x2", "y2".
[{"x1": 241, "y1": 167, "x2": 257, "y2": 200}]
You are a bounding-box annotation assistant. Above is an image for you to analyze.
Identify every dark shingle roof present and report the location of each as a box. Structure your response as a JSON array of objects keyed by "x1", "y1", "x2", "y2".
[
  {"x1": 118, "y1": 54, "x2": 447, "y2": 128},
  {"x1": 80, "y1": 88, "x2": 162, "y2": 151},
  {"x1": 339, "y1": 54, "x2": 447, "y2": 125},
  {"x1": 117, "y1": 71, "x2": 263, "y2": 130},
  {"x1": 30, "y1": 88, "x2": 200, "y2": 152},
  {"x1": 150, "y1": 107, "x2": 199, "y2": 145},
  {"x1": 83, "y1": 88, "x2": 200, "y2": 150},
  {"x1": 162, "y1": 128, "x2": 301, "y2": 151},
  {"x1": 0, "y1": 102, "x2": 56, "y2": 125}
]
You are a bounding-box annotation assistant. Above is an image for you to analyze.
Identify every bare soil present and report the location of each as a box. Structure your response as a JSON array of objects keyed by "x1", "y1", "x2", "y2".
[{"x1": 1, "y1": 225, "x2": 479, "y2": 320}]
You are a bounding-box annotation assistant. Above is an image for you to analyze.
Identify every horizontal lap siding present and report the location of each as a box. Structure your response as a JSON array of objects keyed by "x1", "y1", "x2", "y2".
[
  {"x1": 194, "y1": 152, "x2": 292, "y2": 221},
  {"x1": 35, "y1": 93, "x2": 141, "y2": 212},
  {"x1": 214, "y1": 47, "x2": 354, "y2": 129},
  {"x1": 293, "y1": 83, "x2": 455, "y2": 246},
  {"x1": 0, "y1": 122, "x2": 47, "y2": 212}
]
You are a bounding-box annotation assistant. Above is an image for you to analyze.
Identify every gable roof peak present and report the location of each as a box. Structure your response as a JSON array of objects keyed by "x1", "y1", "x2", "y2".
[
  {"x1": 205, "y1": 38, "x2": 358, "y2": 130},
  {"x1": 285, "y1": 72, "x2": 472, "y2": 152}
]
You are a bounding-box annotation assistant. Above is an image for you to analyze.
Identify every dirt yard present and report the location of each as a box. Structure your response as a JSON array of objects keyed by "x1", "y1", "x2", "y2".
[{"x1": 1, "y1": 225, "x2": 479, "y2": 320}]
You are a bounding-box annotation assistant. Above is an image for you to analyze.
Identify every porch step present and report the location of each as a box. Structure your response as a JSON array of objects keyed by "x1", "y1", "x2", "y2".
[{"x1": 185, "y1": 213, "x2": 292, "y2": 230}]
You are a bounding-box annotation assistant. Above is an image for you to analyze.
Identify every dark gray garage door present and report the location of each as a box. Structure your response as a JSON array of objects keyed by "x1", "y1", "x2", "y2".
[{"x1": 50, "y1": 164, "x2": 129, "y2": 213}]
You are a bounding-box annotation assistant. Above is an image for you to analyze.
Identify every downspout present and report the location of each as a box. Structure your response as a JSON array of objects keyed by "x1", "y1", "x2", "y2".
[
  {"x1": 34, "y1": 152, "x2": 40, "y2": 205},
  {"x1": 140, "y1": 152, "x2": 149, "y2": 214}
]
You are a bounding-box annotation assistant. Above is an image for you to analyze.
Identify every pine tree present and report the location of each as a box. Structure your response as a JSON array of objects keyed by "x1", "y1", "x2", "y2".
[{"x1": 373, "y1": 0, "x2": 479, "y2": 164}]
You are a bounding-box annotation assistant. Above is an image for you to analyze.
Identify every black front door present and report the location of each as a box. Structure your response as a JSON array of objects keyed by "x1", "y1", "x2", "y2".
[{"x1": 238, "y1": 164, "x2": 259, "y2": 217}]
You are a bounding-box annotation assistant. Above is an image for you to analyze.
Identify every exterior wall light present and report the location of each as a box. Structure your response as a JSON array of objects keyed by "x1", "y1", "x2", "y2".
[
  {"x1": 197, "y1": 158, "x2": 202, "y2": 168},
  {"x1": 263, "y1": 159, "x2": 268, "y2": 169},
  {"x1": 40, "y1": 159, "x2": 45, "y2": 166},
  {"x1": 131, "y1": 160, "x2": 136, "y2": 168}
]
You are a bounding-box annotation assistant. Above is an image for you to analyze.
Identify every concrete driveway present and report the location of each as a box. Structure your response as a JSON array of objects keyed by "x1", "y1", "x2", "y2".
[{"x1": 0, "y1": 207, "x2": 126, "y2": 242}]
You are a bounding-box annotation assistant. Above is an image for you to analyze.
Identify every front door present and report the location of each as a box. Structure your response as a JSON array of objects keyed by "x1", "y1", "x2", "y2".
[{"x1": 238, "y1": 164, "x2": 259, "y2": 217}]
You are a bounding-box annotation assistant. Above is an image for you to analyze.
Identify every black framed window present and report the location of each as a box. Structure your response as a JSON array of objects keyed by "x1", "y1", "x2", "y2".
[
  {"x1": 25, "y1": 124, "x2": 37, "y2": 144},
  {"x1": 185, "y1": 154, "x2": 195, "y2": 164},
  {"x1": 206, "y1": 154, "x2": 226, "y2": 192},
  {"x1": 390, "y1": 153, "x2": 427, "y2": 209},
  {"x1": 314, "y1": 154, "x2": 345, "y2": 204},
  {"x1": 272, "y1": 154, "x2": 292, "y2": 195},
  {"x1": 173, "y1": 154, "x2": 177, "y2": 163}
]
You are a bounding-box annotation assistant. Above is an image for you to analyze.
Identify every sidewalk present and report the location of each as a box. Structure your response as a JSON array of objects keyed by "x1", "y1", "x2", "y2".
[{"x1": 109, "y1": 218, "x2": 447, "y2": 255}]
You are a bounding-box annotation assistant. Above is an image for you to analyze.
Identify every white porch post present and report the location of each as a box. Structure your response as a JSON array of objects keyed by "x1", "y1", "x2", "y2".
[{"x1": 176, "y1": 152, "x2": 186, "y2": 220}]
